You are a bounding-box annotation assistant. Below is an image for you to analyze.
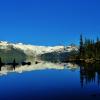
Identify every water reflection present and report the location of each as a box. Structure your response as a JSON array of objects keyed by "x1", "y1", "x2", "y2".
[
  {"x1": 1, "y1": 59, "x2": 100, "y2": 90},
  {"x1": 0, "y1": 62, "x2": 79, "y2": 76},
  {"x1": 0, "y1": 57, "x2": 31, "y2": 71},
  {"x1": 0, "y1": 61, "x2": 100, "y2": 99},
  {"x1": 79, "y1": 62, "x2": 100, "y2": 88}
]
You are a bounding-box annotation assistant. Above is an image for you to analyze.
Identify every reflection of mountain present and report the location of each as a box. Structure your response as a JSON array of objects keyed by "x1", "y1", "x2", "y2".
[
  {"x1": 80, "y1": 63, "x2": 100, "y2": 88},
  {"x1": 0, "y1": 41, "x2": 78, "y2": 62},
  {"x1": 0, "y1": 62, "x2": 79, "y2": 76}
]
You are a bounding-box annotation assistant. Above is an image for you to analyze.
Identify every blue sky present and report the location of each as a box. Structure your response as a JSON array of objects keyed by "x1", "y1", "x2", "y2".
[{"x1": 0, "y1": 0, "x2": 100, "y2": 45}]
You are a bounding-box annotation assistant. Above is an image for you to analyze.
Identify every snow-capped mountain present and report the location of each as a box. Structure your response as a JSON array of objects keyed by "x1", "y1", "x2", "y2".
[{"x1": 0, "y1": 41, "x2": 79, "y2": 62}]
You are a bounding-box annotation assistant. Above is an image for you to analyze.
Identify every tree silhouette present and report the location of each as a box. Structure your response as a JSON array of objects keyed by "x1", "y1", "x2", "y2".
[
  {"x1": 79, "y1": 34, "x2": 84, "y2": 59},
  {"x1": 79, "y1": 35, "x2": 100, "y2": 61}
]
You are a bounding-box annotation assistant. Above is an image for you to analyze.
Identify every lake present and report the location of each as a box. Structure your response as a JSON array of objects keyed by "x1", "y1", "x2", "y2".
[{"x1": 0, "y1": 62, "x2": 100, "y2": 100}]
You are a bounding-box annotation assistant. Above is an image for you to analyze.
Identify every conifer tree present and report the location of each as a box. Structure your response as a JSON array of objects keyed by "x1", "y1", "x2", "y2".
[{"x1": 79, "y1": 34, "x2": 84, "y2": 58}]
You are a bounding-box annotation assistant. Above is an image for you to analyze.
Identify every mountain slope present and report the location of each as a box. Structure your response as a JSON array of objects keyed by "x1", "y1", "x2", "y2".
[
  {"x1": 0, "y1": 41, "x2": 26, "y2": 63},
  {"x1": 0, "y1": 41, "x2": 79, "y2": 62}
]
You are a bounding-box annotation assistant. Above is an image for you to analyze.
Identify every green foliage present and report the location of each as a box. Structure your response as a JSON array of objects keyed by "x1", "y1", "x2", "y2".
[{"x1": 79, "y1": 35, "x2": 100, "y2": 60}]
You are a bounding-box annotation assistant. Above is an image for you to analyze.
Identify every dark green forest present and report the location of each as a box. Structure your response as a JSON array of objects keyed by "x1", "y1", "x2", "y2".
[{"x1": 79, "y1": 34, "x2": 100, "y2": 62}]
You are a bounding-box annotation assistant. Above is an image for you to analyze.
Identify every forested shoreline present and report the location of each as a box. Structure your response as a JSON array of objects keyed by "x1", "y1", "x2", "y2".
[
  {"x1": 0, "y1": 34, "x2": 100, "y2": 64},
  {"x1": 71, "y1": 34, "x2": 100, "y2": 63}
]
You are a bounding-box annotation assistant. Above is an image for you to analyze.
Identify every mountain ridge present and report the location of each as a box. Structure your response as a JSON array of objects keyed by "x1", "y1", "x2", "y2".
[{"x1": 0, "y1": 41, "x2": 79, "y2": 62}]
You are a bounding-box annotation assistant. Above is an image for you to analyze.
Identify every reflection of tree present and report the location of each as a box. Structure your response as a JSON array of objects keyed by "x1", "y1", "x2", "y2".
[
  {"x1": 0, "y1": 57, "x2": 31, "y2": 71},
  {"x1": 80, "y1": 62, "x2": 100, "y2": 88},
  {"x1": 93, "y1": 63, "x2": 100, "y2": 86},
  {"x1": 0, "y1": 57, "x2": 5, "y2": 71}
]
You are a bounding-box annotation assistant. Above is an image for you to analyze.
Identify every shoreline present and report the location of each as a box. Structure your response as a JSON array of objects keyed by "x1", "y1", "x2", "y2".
[{"x1": 66, "y1": 58, "x2": 100, "y2": 64}]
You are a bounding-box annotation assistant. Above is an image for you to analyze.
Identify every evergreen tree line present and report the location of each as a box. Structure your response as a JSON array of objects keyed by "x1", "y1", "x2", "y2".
[{"x1": 79, "y1": 34, "x2": 100, "y2": 60}]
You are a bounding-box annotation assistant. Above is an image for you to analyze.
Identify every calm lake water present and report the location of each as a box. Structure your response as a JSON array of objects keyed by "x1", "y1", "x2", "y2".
[{"x1": 0, "y1": 62, "x2": 100, "y2": 100}]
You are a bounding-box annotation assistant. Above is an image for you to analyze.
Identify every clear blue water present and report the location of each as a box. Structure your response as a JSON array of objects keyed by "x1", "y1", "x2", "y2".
[{"x1": 0, "y1": 67, "x2": 100, "y2": 100}]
